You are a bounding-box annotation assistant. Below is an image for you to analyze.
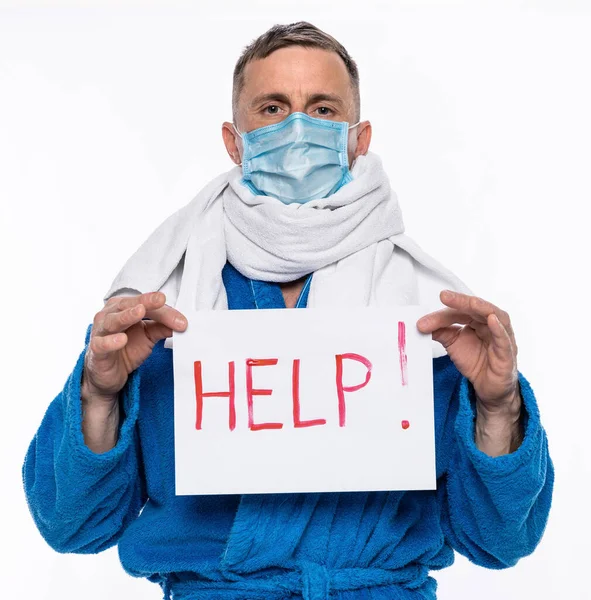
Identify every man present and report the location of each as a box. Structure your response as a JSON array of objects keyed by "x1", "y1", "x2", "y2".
[{"x1": 23, "y1": 21, "x2": 553, "y2": 600}]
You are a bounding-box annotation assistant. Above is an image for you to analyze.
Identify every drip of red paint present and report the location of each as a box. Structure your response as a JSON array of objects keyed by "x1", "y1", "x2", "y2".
[
  {"x1": 398, "y1": 321, "x2": 408, "y2": 386},
  {"x1": 401, "y1": 420, "x2": 410, "y2": 430}
]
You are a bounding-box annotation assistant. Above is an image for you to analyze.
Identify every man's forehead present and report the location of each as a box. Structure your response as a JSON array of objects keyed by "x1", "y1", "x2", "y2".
[{"x1": 240, "y1": 46, "x2": 353, "y2": 97}]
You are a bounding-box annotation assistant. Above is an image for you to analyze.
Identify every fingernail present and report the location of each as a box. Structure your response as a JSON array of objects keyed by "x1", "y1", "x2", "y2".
[
  {"x1": 443, "y1": 289, "x2": 455, "y2": 297},
  {"x1": 175, "y1": 316, "x2": 187, "y2": 328},
  {"x1": 151, "y1": 292, "x2": 162, "y2": 303}
]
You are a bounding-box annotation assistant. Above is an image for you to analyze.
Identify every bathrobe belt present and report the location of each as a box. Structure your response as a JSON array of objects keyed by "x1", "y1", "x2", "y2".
[{"x1": 162, "y1": 561, "x2": 430, "y2": 600}]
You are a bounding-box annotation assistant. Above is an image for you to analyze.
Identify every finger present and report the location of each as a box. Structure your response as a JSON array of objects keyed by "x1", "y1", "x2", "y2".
[
  {"x1": 417, "y1": 308, "x2": 479, "y2": 333},
  {"x1": 144, "y1": 304, "x2": 188, "y2": 332},
  {"x1": 465, "y1": 318, "x2": 492, "y2": 338},
  {"x1": 431, "y1": 325, "x2": 463, "y2": 348},
  {"x1": 94, "y1": 292, "x2": 165, "y2": 328},
  {"x1": 97, "y1": 292, "x2": 187, "y2": 333},
  {"x1": 487, "y1": 313, "x2": 514, "y2": 363},
  {"x1": 93, "y1": 300, "x2": 123, "y2": 329},
  {"x1": 109, "y1": 292, "x2": 187, "y2": 331},
  {"x1": 112, "y1": 291, "x2": 167, "y2": 312},
  {"x1": 439, "y1": 290, "x2": 510, "y2": 327},
  {"x1": 88, "y1": 331, "x2": 128, "y2": 358},
  {"x1": 143, "y1": 320, "x2": 174, "y2": 344},
  {"x1": 97, "y1": 304, "x2": 147, "y2": 336}
]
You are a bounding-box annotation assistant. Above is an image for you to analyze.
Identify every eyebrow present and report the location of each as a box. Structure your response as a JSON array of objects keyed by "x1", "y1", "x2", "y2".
[
  {"x1": 307, "y1": 93, "x2": 345, "y2": 107},
  {"x1": 249, "y1": 92, "x2": 345, "y2": 108}
]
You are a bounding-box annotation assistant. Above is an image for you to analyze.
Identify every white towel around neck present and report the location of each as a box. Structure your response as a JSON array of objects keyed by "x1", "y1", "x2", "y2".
[{"x1": 104, "y1": 152, "x2": 472, "y2": 355}]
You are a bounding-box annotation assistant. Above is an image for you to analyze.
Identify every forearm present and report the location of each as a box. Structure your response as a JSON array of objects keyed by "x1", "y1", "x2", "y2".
[
  {"x1": 81, "y1": 380, "x2": 120, "y2": 454},
  {"x1": 475, "y1": 387, "x2": 524, "y2": 457},
  {"x1": 440, "y1": 371, "x2": 554, "y2": 568},
  {"x1": 23, "y1": 341, "x2": 147, "y2": 553}
]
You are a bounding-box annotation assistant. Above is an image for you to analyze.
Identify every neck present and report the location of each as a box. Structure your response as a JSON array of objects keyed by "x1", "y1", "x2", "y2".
[{"x1": 279, "y1": 277, "x2": 308, "y2": 309}]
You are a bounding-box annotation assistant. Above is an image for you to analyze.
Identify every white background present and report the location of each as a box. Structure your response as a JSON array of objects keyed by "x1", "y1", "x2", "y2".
[{"x1": 1, "y1": 1, "x2": 589, "y2": 599}]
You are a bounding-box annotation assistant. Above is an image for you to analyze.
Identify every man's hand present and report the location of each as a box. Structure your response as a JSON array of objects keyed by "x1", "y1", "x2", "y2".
[
  {"x1": 417, "y1": 290, "x2": 523, "y2": 457},
  {"x1": 81, "y1": 292, "x2": 187, "y2": 453},
  {"x1": 83, "y1": 291, "x2": 187, "y2": 400}
]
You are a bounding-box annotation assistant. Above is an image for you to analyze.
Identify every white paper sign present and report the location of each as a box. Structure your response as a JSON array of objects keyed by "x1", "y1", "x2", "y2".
[{"x1": 172, "y1": 307, "x2": 436, "y2": 495}]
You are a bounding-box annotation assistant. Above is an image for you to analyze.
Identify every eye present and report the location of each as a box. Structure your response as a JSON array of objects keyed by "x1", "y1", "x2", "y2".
[
  {"x1": 315, "y1": 106, "x2": 333, "y2": 116},
  {"x1": 263, "y1": 105, "x2": 281, "y2": 115}
]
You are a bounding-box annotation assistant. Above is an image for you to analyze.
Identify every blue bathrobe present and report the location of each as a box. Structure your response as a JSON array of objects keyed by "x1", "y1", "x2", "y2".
[{"x1": 22, "y1": 263, "x2": 554, "y2": 600}]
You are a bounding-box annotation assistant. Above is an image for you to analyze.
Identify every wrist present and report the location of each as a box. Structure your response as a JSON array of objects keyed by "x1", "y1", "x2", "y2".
[
  {"x1": 476, "y1": 384, "x2": 522, "y2": 423},
  {"x1": 475, "y1": 386, "x2": 524, "y2": 456},
  {"x1": 81, "y1": 386, "x2": 121, "y2": 454},
  {"x1": 81, "y1": 373, "x2": 119, "y2": 409}
]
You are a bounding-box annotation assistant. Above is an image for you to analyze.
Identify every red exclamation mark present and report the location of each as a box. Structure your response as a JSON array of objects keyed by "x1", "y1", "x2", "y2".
[
  {"x1": 398, "y1": 321, "x2": 409, "y2": 430},
  {"x1": 398, "y1": 321, "x2": 408, "y2": 386}
]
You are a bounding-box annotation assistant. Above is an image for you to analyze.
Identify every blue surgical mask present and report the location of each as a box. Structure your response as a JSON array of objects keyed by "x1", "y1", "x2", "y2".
[{"x1": 233, "y1": 112, "x2": 360, "y2": 205}]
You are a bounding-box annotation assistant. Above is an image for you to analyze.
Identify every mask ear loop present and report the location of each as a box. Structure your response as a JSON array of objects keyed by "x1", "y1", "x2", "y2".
[
  {"x1": 347, "y1": 121, "x2": 362, "y2": 155},
  {"x1": 232, "y1": 123, "x2": 244, "y2": 138},
  {"x1": 231, "y1": 123, "x2": 244, "y2": 165}
]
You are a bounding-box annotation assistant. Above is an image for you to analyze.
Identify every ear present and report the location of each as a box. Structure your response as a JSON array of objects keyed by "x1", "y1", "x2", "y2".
[
  {"x1": 222, "y1": 121, "x2": 243, "y2": 165},
  {"x1": 352, "y1": 120, "x2": 372, "y2": 161}
]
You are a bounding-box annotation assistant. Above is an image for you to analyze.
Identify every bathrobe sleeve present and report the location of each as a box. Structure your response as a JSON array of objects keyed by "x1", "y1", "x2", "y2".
[
  {"x1": 438, "y1": 369, "x2": 554, "y2": 569},
  {"x1": 22, "y1": 324, "x2": 147, "y2": 553}
]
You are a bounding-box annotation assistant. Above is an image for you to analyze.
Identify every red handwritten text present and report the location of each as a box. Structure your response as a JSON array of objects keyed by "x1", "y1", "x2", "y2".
[
  {"x1": 335, "y1": 353, "x2": 373, "y2": 427},
  {"x1": 194, "y1": 360, "x2": 236, "y2": 431},
  {"x1": 246, "y1": 358, "x2": 283, "y2": 431}
]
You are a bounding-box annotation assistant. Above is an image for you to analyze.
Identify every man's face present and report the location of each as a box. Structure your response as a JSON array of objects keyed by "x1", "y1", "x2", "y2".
[{"x1": 222, "y1": 45, "x2": 371, "y2": 168}]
